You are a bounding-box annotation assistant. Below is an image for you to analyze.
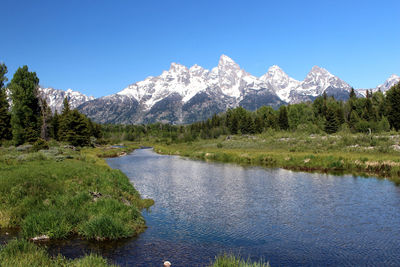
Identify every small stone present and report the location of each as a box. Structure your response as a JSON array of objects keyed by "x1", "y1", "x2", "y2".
[{"x1": 31, "y1": 235, "x2": 50, "y2": 241}]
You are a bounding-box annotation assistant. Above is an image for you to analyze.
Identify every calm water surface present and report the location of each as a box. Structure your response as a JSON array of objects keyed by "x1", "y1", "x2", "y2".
[
  {"x1": 4, "y1": 148, "x2": 398, "y2": 266},
  {"x1": 104, "y1": 149, "x2": 400, "y2": 266}
]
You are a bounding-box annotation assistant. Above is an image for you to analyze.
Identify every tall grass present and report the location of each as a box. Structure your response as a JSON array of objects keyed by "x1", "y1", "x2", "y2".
[
  {"x1": 210, "y1": 254, "x2": 270, "y2": 267},
  {"x1": 0, "y1": 144, "x2": 151, "y2": 240},
  {"x1": 0, "y1": 239, "x2": 116, "y2": 267}
]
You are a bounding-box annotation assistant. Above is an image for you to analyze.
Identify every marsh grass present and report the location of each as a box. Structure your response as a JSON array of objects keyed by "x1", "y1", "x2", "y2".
[
  {"x1": 210, "y1": 254, "x2": 270, "y2": 267},
  {"x1": 0, "y1": 143, "x2": 152, "y2": 240},
  {"x1": 0, "y1": 239, "x2": 116, "y2": 267},
  {"x1": 151, "y1": 132, "x2": 400, "y2": 184}
]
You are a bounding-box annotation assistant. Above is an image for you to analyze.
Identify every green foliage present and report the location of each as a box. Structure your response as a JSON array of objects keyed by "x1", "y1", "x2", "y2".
[
  {"x1": 32, "y1": 138, "x2": 49, "y2": 151},
  {"x1": 0, "y1": 145, "x2": 149, "y2": 240},
  {"x1": 324, "y1": 106, "x2": 339, "y2": 134},
  {"x1": 0, "y1": 63, "x2": 11, "y2": 141},
  {"x1": 59, "y1": 109, "x2": 91, "y2": 147},
  {"x1": 9, "y1": 66, "x2": 41, "y2": 145},
  {"x1": 386, "y1": 83, "x2": 400, "y2": 130},
  {"x1": 278, "y1": 105, "x2": 289, "y2": 130},
  {"x1": 0, "y1": 239, "x2": 116, "y2": 267},
  {"x1": 210, "y1": 253, "x2": 270, "y2": 267}
]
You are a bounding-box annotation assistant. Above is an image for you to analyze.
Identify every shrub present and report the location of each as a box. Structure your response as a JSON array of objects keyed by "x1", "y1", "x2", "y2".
[{"x1": 32, "y1": 138, "x2": 49, "y2": 151}]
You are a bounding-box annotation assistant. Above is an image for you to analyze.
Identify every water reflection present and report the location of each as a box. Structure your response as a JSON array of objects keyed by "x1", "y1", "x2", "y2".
[
  {"x1": 103, "y1": 149, "x2": 400, "y2": 266},
  {"x1": 9, "y1": 148, "x2": 398, "y2": 266}
]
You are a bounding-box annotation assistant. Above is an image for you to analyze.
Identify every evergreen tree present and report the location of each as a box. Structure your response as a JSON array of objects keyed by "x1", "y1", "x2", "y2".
[
  {"x1": 0, "y1": 63, "x2": 11, "y2": 141},
  {"x1": 9, "y1": 66, "x2": 41, "y2": 145},
  {"x1": 386, "y1": 83, "x2": 400, "y2": 130},
  {"x1": 348, "y1": 110, "x2": 360, "y2": 131},
  {"x1": 51, "y1": 110, "x2": 60, "y2": 140},
  {"x1": 325, "y1": 106, "x2": 339, "y2": 134},
  {"x1": 349, "y1": 87, "x2": 356, "y2": 99},
  {"x1": 62, "y1": 97, "x2": 70, "y2": 115},
  {"x1": 58, "y1": 109, "x2": 91, "y2": 147},
  {"x1": 254, "y1": 116, "x2": 264, "y2": 133},
  {"x1": 278, "y1": 106, "x2": 289, "y2": 130}
]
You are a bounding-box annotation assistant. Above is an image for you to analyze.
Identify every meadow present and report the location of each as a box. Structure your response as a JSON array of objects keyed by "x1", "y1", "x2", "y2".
[
  {"x1": 151, "y1": 130, "x2": 400, "y2": 184},
  {"x1": 0, "y1": 142, "x2": 153, "y2": 266}
]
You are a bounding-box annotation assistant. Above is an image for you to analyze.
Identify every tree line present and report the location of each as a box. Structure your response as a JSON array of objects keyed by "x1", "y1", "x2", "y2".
[
  {"x1": 2, "y1": 62, "x2": 400, "y2": 146},
  {"x1": 0, "y1": 63, "x2": 101, "y2": 147},
  {"x1": 102, "y1": 85, "x2": 400, "y2": 143}
]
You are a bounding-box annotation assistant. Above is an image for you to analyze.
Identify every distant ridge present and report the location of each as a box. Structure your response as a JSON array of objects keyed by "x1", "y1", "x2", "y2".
[{"x1": 38, "y1": 55, "x2": 400, "y2": 124}]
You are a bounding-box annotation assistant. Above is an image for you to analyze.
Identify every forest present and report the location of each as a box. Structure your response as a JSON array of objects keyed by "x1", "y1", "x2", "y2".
[{"x1": 101, "y1": 86, "x2": 400, "y2": 144}]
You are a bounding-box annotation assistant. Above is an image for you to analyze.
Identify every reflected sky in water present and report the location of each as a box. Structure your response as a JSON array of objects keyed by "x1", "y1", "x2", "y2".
[
  {"x1": 13, "y1": 148, "x2": 395, "y2": 266},
  {"x1": 102, "y1": 149, "x2": 400, "y2": 266}
]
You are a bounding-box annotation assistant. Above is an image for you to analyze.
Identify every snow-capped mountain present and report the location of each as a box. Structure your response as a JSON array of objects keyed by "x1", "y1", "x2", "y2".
[
  {"x1": 376, "y1": 74, "x2": 400, "y2": 92},
  {"x1": 35, "y1": 54, "x2": 398, "y2": 124},
  {"x1": 289, "y1": 66, "x2": 352, "y2": 103},
  {"x1": 39, "y1": 87, "x2": 94, "y2": 112},
  {"x1": 357, "y1": 74, "x2": 400, "y2": 97},
  {"x1": 259, "y1": 65, "x2": 301, "y2": 103},
  {"x1": 80, "y1": 55, "x2": 284, "y2": 124}
]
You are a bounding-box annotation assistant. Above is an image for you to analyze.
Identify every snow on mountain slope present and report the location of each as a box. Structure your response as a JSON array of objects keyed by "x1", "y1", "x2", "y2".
[
  {"x1": 259, "y1": 65, "x2": 301, "y2": 102},
  {"x1": 376, "y1": 74, "x2": 400, "y2": 92},
  {"x1": 36, "y1": 54, "x2": 399, "y2": 124},
  {"x1": 38, "y1": 87, "x2": 94, "y2": 112},
  {"x1": 116, "y1": 54, "x2": 273, "y2": 110}
]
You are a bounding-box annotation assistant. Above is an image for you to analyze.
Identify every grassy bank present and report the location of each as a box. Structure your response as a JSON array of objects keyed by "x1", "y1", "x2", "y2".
[
  {"x1": 0, "y1": 239, "x2": 115, "y2": 267},
  {"x1": 0, "y1": 142, "x2": 153, "y2": 240},
  {"x1": 151, "y1": 131, "x2": 400, "y2": 184}
]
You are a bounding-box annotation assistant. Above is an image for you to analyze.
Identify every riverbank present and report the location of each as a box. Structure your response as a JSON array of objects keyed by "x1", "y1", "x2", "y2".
[
  {"x1": 151, "y1": 131, "x2": 400, "y2": 184},
  {"x1": 0, "y1": 142, "x2": 153, "y2": 265}
]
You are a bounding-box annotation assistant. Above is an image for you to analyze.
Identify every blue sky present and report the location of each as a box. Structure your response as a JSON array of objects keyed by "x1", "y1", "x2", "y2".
[{"x1": 1, "y1": 0, "x2": 399, "y2": 97}]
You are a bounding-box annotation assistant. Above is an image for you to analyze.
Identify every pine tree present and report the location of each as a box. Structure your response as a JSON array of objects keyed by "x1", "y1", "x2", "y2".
[
  {"x1": 0, "y1": 63, "x2": 11, "y2": 141},
  {"x1": 51, "y1": 110, "x2": 60, "y2": 140},
  {"x1": 58, "y1": 109, "x2": 91, "y2": 147},
  {"x1": 348, "y1": 110, "x2": 360, "y2": 131},
  {"x1": 254, "y1": 116, "x2": 264, "y2": 133},
  {"x1": 278, "y1": 106, "x2": 289, "y2": 130},
  {"x1": 349, "y1": 87, "x2": 356, "y2": 99},
  {"x1": 386, "y1": 83, "x2": 400, "y2": 131},
  {"x1": 325, "y1": 106, "x2": 339, "y2": 134},
  {"x1": 62, "y1": 97, "x2": 70, "y2": 115},
  {"x1": 9, "y1": 66, "x2": 41, "y2": 145}
]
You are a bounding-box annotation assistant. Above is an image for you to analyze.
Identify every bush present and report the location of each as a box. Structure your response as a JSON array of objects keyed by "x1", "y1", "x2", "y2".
[{"x1": 32, "y1": 138, "x2": 49, "y2": 151}]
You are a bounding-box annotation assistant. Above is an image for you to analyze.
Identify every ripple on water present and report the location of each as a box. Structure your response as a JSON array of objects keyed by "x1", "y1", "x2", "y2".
[{"x1": 9, "y1": 148, "x2": 400, "y2": 267}]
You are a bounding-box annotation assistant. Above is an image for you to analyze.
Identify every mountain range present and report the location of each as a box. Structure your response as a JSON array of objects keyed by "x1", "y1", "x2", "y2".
[{"x1": 38, "y1": 55, "x2": 400, "y2": 124}]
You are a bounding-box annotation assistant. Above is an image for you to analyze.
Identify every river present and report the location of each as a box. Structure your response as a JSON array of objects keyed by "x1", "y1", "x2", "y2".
[
  {"x1": 100, "y1": 148, "x2": 400, "y2": 266},
  {"x1": 4, "y1": 148, "x2": 398, "y2": 266}
]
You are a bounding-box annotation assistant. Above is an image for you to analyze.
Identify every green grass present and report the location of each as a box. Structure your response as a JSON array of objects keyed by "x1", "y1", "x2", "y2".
[
  {"x1": 150, "y1": 131, "x2": 400, "y2": 184},
  {"x1": 0, "y1": 143, "x2": 152, "y2": 240},
  {"x1": 210, "y1": 254, "x2": 270, "y2": 267},
  {"x1": 0, "y1": 239, "x2": 116, "y2": 267}
]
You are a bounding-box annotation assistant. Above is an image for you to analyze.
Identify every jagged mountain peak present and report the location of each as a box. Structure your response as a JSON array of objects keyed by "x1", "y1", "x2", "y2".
[
  {"x1": 218, "y1": 54, "x2": 239, "y2": 68},
  {"x1": 39, "y1": 87, "x2": 94, "y2": 112},
  {"x1": 376, "y1": 74, "x2": 400, "y2": 92},
  {"x1": 168, "y1": 62, "x2": 188, "y2": 73},
  {"x1": 268, "y1": 65, "x2": 284, "y2": 72},
  {"x1": 308, "y1": 65, "x2": 333, "y2": 77},
  {"x1": 260, "y1": 65, "x2": 301, "y2": 103}
]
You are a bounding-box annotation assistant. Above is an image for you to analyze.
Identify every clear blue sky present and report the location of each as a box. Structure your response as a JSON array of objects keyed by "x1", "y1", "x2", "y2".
[{"x1": 1, "y1": 0, "x2": 399, "y2": 97}]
